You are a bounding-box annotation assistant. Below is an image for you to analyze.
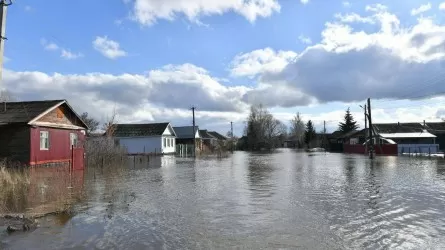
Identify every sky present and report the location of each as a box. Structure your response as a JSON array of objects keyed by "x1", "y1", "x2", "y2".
[{"x1": 2, "y1": 0, "x2": 445, "y2": 136}]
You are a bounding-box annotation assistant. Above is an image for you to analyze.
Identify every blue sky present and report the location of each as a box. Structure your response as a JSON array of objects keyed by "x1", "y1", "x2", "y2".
[{"x1": 3, "y1": 0, "x2": 445, "y2": 135}]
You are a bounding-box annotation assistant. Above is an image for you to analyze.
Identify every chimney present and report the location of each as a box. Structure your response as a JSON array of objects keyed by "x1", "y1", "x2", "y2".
[{"x1": 423, "y1": 120, "x2": 426, "y2": 127}]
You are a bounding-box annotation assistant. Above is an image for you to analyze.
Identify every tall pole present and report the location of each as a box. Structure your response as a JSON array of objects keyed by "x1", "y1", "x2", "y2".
[
  {"x1": 367, "y1": 98, "x2": 374, "y2": 159},
  {"x1": 364, "y1": 104, "x2": 367, "y2": 130},
  {"x1": 364, "y1": 104, "x2": 367, "y2": 154},
  {"x1": 191, "y1": 106, "x2": 196, "y2": 157},
  {"x1": 0, "y1": 0, "x2": 11, "y2": 88},
  {"x1": 323, "y1": 120, "x2": 326, "y2": 149},
  {"x1": 230, "y1": 121, "x2": 234, "y2": 153}
]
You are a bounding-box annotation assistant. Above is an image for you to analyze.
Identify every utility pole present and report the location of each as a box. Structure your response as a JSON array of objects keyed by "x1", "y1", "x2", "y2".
[
  {"x1": 191, "y1": 106, "x2": 196, "y2": 158},
  {"x1": 364, "y1": 104, "x2": 367, "y2": 130},
  {"x1": 323, "y1": 120, "x2": 326, "y2": 149},
  {"x1": 230, "y1": 121, "x2": 234, "y2": 153},
  {"x1": 367, "y1": 98, "x2": 374, "y2": 159},
  {"x1": 0, "y1": 0, "x2": 12, "y2": 87}
]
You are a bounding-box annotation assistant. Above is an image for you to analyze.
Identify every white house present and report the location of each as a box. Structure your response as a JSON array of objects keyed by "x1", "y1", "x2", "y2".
[{"x1": 113, "y1": 122, "x2": 177, "y2": 154}]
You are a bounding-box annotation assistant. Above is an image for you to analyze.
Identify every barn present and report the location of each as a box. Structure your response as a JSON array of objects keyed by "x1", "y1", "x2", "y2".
[
  {"x1": 113, "y1": 122, "x2": 177, "y2": 155},
  {"x1": 0, "y1": 100, "x2": 88, "y2": 169}
]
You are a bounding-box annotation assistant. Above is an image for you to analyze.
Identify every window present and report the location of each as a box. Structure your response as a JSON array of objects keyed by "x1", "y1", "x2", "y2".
[
  {"x1": 172, "y1": 138, "x2": 175, "y2": 147},
  {"x1": 163, "y1": 137, "x2": 166, "y2": 148},
  {"x1": 167, "y1": 138, "x2": 170, "y2": 147},
  {"x1": 70, "y1": 133, "x2": 78, "y2": 148},
  {"x1": 40, "y1": 131, "x2": 49, "y2": 150}
]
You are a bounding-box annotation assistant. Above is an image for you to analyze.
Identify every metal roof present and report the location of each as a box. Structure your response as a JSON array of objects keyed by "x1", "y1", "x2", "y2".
[
  {"x1": 114, "y1": 123, "x2": 171, "y2": 137},
  {"x1": 379, "y1": 132, "x2": 436, "y2": 138},
  {"x1": 208, "y1": 131, "x2": 228, "y2": 140},
  {"x1": 199, "y1": 130, "x2": 216, "y2": 139},
  {"x1": 173, "y1": 126, "x2": 200, "y2": 139}
]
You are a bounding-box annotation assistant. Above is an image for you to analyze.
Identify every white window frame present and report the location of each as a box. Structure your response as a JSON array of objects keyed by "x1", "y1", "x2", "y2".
[
  {"x1": 40, "y1": 131, "x2": 49, "y2": 150},
  {"x1": 70, "y1": 133, "x2": 78, "y2": 148}
]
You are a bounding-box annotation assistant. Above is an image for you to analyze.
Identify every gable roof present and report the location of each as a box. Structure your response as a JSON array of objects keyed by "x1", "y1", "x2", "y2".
[
  {"x1": 373, "y1": 123, "x2": 424, "y2": 134},
  {"x1": 199, "y1": 129, "x2": 216, "y2": 139},
  {"x1": 208, "y1": 131, "x2": 228, "y2": 140},
  {"x1": 425, "y1": 122, "x2": 445, "y2": 134},
  {"x1": 113, "y1": 122, "x2": 172, "y2": 137},
  {"x1": 173, "y1": 126, "x2": 200, "y2": 139},
  {"x1": 0, "y1": 99, "x2": 88, "y2": 129}
]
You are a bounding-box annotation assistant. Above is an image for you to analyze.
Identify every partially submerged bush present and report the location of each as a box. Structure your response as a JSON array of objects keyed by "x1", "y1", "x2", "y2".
[{"x1": 85, "y1": 137, "x2": 127, "y2": 168}]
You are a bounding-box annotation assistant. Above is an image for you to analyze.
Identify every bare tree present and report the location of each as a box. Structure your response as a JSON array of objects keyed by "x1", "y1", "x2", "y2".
[
  {"x1": 80, "y1": 112, "x2": 100, "y2": 134},
  {"x1": 0, "y1": 90, "x2": 16, "y2": 102},
  {"x1": 102, "y1": 108, "x2": 118, "y2": 137},
  {"x1": 290, "y1": 112, "x2": 305, "y2": 148},
  {"x1": 244, "y1": 104, "x2": 285, "y2": 150}
]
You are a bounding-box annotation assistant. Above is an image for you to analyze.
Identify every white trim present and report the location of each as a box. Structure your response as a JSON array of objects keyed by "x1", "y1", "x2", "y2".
[
  {"x1": 379, "y1": 132, "x2": 436, "y2": 138},
  {"x1": 40, "y1": 131, "x2": 49, "y2": 150},
  {"x1": 115, "y1": 135, "x2": 162, "y2": 139},
  {"x1": 27, "y1": 100, "x2": 66, "y2": 125},
  {"x1": 31, "y1": 121, "x2": 85, "y2": 130}
]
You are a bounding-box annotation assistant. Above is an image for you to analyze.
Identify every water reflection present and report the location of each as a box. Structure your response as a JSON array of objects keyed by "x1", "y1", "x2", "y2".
[{"x1": 3, "y1": 152, "x2": 445, "y2": 249}]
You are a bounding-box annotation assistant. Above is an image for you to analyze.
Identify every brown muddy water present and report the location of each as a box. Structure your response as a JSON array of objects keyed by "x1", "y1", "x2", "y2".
[{"x1": 2, "y1": 149, "x2": 445, "y2": 249}]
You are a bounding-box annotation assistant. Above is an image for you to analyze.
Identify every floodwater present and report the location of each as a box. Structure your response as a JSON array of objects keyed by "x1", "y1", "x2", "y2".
[{"x1": 2, "y1": 149, "x2": 445, "y2": 249}]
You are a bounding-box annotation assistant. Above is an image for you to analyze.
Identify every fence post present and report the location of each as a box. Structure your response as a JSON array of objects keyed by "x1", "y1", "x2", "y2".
[
  {"x1": 71, "y1": 145, "x2": 74, "y2": 173},
  {"x1": 429, "y1": 147, "x2": 431, "y2": 157}
]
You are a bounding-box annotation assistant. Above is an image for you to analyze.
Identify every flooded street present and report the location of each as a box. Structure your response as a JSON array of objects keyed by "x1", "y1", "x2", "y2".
[{"x1": 2, "y1": 149, "x2": 445, "y2": 249}]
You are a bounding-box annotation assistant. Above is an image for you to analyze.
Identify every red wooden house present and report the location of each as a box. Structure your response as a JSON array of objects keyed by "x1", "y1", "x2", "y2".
[{"x1": 0, "y1": 100, "x2": 88, "y2": 169}]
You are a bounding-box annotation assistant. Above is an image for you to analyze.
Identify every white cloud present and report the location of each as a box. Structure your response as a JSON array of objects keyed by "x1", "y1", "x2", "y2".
[
  {"x1": 301, "y1": 0, "x2": 309, "y2": 4},
  {"x1": 41, "y1": 39, "x2": 82, "y2": 60},
  {"x1": 230, "y1": 4, "x2": 445, "y2": 108},
  {"x1": 342, "y1": 1, "x2": 351, "y2": 8},
  {"x1": 41, "y1": 39, "x2": 59, "y2": 51},
  {"x1": 230, "y1": 48, "x2": 297, "y2": 78},
  {"x1": 440, "y1": 2, "x2": 445, "y2": 10},
  {"x1": 411, "y1": 3, "x2": 432, "y2": 16},
  {"x1": 61, "y1": 49, "x2": 84, "y2": 60},
  {"x1": 334, "y1": 13, "x2": 375, "y2": 24},
  {"x1": 129, "y1": 0, "x2": 280, "y2": 26},
  {"x1": 93, "y1": 36, "x2": 127, "y2": 59},
  {"x1": 24, "y1": 6, "x2": 32, "y2": 12},
  {"x1": 298, "y1": 35, "x2": 312, "y2": 44}
]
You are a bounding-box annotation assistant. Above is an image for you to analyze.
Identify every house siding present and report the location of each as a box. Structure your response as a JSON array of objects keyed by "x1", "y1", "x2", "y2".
[
  {"x1": 0, "y1": 124, "x2": 31, "y2": 164},
  {"x1": 30, "y1": 127, "x2": 85, "y2": 166},
  {"x1": 117, "y1": 136, "x2": 163, "y2": 154},
  {"x1": 37, "y1": 104, "x2": 78, "y2": 126}
]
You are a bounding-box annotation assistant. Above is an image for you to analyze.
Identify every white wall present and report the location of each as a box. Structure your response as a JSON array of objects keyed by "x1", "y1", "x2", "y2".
[
  {"x1": 161, "y1": 136, "x2": 176, "y2": 154},
  {"x1": 118, "y1": 136, "x2": 162, "y2": 154},
  {"x1": 398, "y1": 144, "x2": 439, "y2": 154}
]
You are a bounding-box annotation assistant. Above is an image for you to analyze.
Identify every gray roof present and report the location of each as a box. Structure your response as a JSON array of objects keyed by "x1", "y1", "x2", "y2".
[
  {"x1": 0, "y1": 100, "x2": 64, "y2": 125},
  {"x1": 114, "y1": 123, "x2": 171, "y2": 137},
  {"x1": 173, "y1": 126, "x2": 199, "y2": 139},
  {"x1": 373, "y1": 123, "x2": 424, "y2": 133},
  {"x1": 208, "y1": 131, "x2": 227, "y2": 140},
  {"x1": 199, "y1": 130, "x2": 216, "y2": 139}
]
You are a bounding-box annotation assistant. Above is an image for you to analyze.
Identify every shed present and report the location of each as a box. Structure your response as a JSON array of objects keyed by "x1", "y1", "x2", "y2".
[
  {"x1": 0, "y1": 100, "x2": 88, "y2": 169},
  {"x1": 113, "y1": 122, "x2": 176, "y2": 155}
]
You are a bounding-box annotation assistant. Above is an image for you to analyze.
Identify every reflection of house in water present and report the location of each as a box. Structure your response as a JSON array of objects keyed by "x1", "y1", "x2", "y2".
[{"x1": 26, "y1": 167, "x2": 84, "y2": 217}]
